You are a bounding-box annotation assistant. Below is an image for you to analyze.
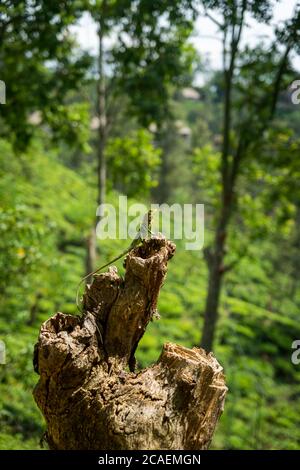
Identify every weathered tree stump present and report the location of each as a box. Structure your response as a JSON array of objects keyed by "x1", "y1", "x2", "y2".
[{"x1": 33, "y1": 237, "x2": 227, "y2": 450}]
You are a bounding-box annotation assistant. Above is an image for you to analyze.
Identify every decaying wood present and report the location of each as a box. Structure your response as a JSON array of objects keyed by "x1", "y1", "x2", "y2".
[{"x1": 33, "y1": 236, "x2": 227, "y2": 450}]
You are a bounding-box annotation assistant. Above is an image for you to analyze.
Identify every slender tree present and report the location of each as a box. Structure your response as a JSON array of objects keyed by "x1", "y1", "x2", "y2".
[
  {"x1": 199, "y1": 0, "x2": 300, "y2": 350},
  {"x1": 84, "y1": 0, "x2": 196, "y2": 274}
]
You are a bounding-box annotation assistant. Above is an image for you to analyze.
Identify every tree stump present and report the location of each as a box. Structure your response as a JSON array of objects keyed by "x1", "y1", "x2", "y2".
[{"x1": 33, "y1": 237, "x2": 227, "y2": 450}]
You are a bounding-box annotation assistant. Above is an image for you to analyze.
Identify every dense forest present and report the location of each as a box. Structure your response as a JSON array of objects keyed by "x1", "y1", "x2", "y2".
[{"x1": 0, "y1": 0, "x2": 300, "y2": 450}]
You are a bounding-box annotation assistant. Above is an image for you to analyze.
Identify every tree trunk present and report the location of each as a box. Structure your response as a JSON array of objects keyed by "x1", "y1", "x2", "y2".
[
  {"x1": 27, "y1": 292, "x2": 42, "y2": 326},
  {"x1": 200, "y1": 6, "x2": 292, "y2": 352},
  {"x1": 201, "y1": 232, "x2": 225, "y2": 351},
  {"x1": 85, "y1": 228, "x2": 97, "y2": 282},
  {"x1": 97, "y1": 18, "x2": 107, "y2": 210},
  {"x1": 153, "y1": 147, "x2": 170, "y2": 203},
  {"x1": 152, "y1": 125, "x2": 174, "y2": 204},
  {"x1": 200, "y1": 28, "x2": 237, "y2": 352},
  {"x1": 201, "y1": 202, "x2": 231, "y2": 351},
  {"x1": 33, "y1": 237, "x2": 227, "y2": 450},
  {"x1": 85, "y1": 18, "x2": 107, "y2": 275}
]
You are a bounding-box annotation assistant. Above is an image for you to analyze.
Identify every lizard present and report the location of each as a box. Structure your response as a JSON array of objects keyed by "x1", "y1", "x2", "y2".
[{"x1": 76, "y1": 209, "x2": 155, "y2": 313}]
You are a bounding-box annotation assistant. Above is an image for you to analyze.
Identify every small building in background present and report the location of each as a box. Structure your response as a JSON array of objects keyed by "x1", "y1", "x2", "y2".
[{"x1": 181, "y1": 87, "x2": 200, "y2": 101}]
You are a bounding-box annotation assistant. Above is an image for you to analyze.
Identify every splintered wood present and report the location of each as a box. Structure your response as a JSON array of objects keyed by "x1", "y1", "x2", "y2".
[{"x1": 33, "y1": 237, "x2": 227, "y2": 449}]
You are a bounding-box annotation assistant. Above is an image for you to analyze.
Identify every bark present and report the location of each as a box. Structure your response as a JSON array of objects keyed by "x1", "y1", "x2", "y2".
[
  {"x1": 152, "y1": 124, "x2": 175, "y2": 204},
  {"x1": 85, "y1": 229, "x2": 97, "y2": 283},
  {"x1": 27, "y1": 292, "x2": 42, "y2": 326},
  {"x1": 33, "y1": 237, "x2": 227, "y2": 450},
  {"x1": 97, "y1": 15, "x2": 107, "y2": 209},
  {"x1": 200, "y1": 39, "x2": 291, "y2": 352},
  {"x1": 201, "y1": 203, "x2": 231, "y2": 351},
  {"x1": 86, "y1": 15, "x2": 107, "y2": 275},
  {"x1": 200, "y1": 2, "x2": 293, "y2": 353},
  {"x1": 153, "y1": 147, "x2": 170, "y2": 203},
  {"x1": 200, "y1": 8, "x2": 245, "y2": 352}
]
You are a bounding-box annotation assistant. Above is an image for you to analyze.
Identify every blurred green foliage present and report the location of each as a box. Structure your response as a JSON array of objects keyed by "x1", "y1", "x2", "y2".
[
  {"x1": 0, "y1": 121, "x2": 299, "y2": 450},
  {"x1": 107, "y1": 129, "x2": 161, "y2": 197},
  {"x1": 0, "y1": 0, "x2": 92, "y2": 150},
  {"x1": 2, "y1": 81, "x2": 300, "y2": 448}
]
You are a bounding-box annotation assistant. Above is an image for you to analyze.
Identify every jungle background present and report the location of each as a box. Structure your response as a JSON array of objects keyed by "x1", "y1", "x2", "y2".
[{"x1": 1, "y1": 0, "x2": 300, "y2": 450}]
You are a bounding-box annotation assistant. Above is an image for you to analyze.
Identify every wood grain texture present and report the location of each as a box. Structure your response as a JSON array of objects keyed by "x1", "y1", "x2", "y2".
[{"x1": 33, "y1": 237, "x2": 227, "y2": 449}]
